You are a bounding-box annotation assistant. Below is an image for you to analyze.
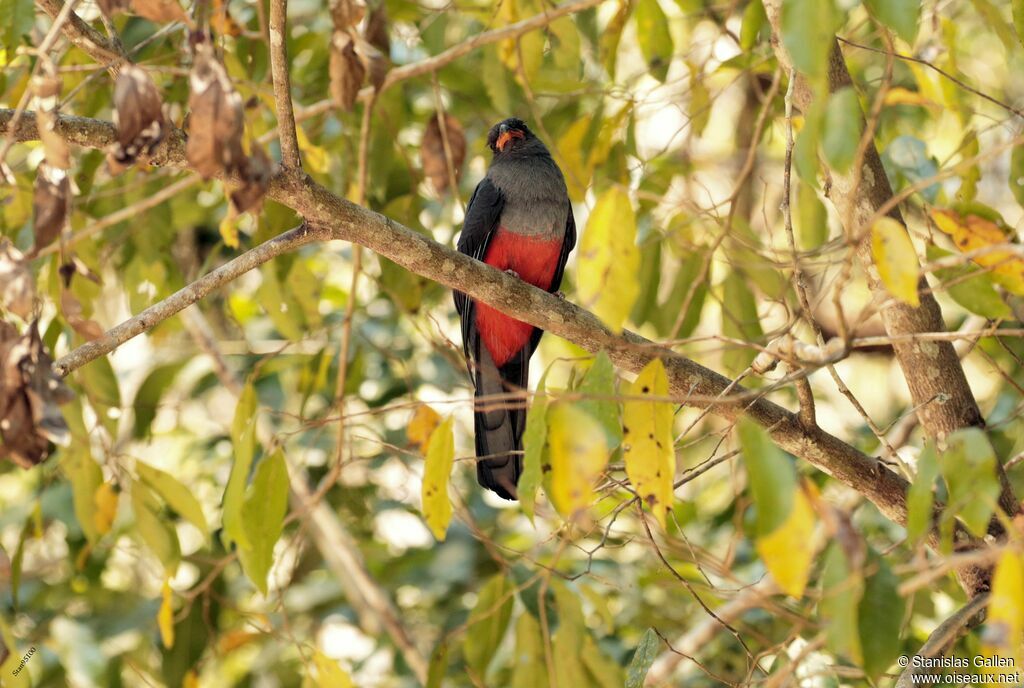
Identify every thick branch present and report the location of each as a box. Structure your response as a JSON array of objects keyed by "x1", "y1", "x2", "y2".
[
  {"x1": 2, "y1": 107, "x2": 993, "y2": 594},
  {"x1": 268, "y1": 0, "x2": 301, "y2": 169},
  {"x1": 761, "y1": 0, "x2": 1017, "y2": 522}
]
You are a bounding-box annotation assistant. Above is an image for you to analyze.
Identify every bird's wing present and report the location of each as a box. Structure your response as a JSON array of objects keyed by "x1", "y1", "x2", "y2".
[{"x1": 454, "y1": 177, "x2": 505, "y2": 359}]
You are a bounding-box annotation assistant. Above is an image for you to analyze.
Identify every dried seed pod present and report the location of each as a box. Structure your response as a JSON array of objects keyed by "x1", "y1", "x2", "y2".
[
  {"x1": 131, "y1": 0, "x2": 191, "y2": 24},
  {"x1": 109, "y1": 65, "x2": 167, "y2": 173},
  {"x1": 60, "y1": 290, "x2": 105, "y2": 342},
  {"x1": 364, "y1": 0, "x2": 390, "y2": 56},
  {"x1": 33, "y1": 61, "x2": 70, "y2": 171},
  {"x1": 0, "y1": 322, "x2": 73, "y2": 468},
  {"x1": 230, "y1": 142, "x2": 273, "y2": 215},
  {"x1": 357, "y1": 37, "x2": 388, "y2": 91},
  {"x1": 0, "y1": 241, "x2": 35, "y2": 319},
  {"x1": 33, "y1": 164, "x2": 70, "y2": 252},
  {"x1": 330, "y1": 0, "x2": 366, "y2": 31},
  {"x1": 329, "y1": 31, "x2": 365, "y2": 111},
  {"x1": 187, "y1": 39, "x2": 246, "y2": 179},
  {"x1": 420, "y1": 112, "x2": 466, "y2": 194}
]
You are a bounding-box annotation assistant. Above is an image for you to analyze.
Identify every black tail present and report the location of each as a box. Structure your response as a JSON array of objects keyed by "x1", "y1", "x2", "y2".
[{"x1": 473, "y1": 343, "x2": 528, "y2": 500}]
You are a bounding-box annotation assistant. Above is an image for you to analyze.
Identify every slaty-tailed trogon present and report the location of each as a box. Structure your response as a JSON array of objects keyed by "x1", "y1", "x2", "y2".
[{"x1": 454, "y1": 118, "x2": 576, "y2": 500}]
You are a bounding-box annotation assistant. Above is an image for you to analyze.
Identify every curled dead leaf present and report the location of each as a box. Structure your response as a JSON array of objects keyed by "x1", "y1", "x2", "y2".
[
  {"x1": 60, "y1": 290, "x2": 105, "y2": 342},
  {"x1": 330, "y1": 0, "x2": 366, "y2": 30},
  {"x1": 420, "y1": 112, "x2": 465, "y2": 194},
  {"x1": 0, "y1": 321, "x2": 73, "y2": 468},
  {"x1": 130, "y1": 0, "x2": 192, "y2": 25},
  {"x1": 357, "y1": 38, "x2": 388, "y2": 91},
  {"x1": 33, "y1": 62, "x2": 71, "y2": 171},
  {"x1": 0, "y1": 240, "x2": 35, "y2": 319},
  {"x1": 109, "y1": 66, "x2": 167, "y2": 173},
  {"x1": 230, "y1": 142, "x2": 273, "y2": 215},
  {"x1": 329, "y1": 31, "x2": 365, "y2": 111},
  {"x1": 187, "y1": 38, "x2": 246, "y2": 179},
  {"x1": 33, "y1": 163, "x2": 70, "y2": 252}
]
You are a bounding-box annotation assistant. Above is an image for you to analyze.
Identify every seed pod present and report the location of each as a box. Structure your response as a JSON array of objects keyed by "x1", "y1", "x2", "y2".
[
  {"x1": 187, "y1": 38, "x2": 246, "y2": 179},
  {"x1": 131, "y1": 0, "x2": 191, "y2": 24},
  {"x1": 330, "y1": 0, "x2": 366, "y2": 30},
  {"x1": 109, "y1": 65, "x2": 167, "y2": 173},
  {"x1": 230, "y1": 142, "x2": 273, "y2": 215},
  {"x1": 0, "y1": 241, "x2": 35, "y2": 320},
  {"x1": 420, "y1": 112, "x2": 466, "y2": 194},
  {"x1": 33, "y1": 164, "x2": 70, "y2": 252},
  {"x1": 329, "y1": 31, "x2": 365, "y2": 111},
  {"x1": 357, "y1": 37, "x2": 388, "y2": 91},
  {"x1": 364, "y1": 0, "x2": 390, "y2": 56}
]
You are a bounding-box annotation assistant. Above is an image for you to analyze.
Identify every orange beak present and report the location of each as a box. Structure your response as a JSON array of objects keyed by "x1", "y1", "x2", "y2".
[{"x1": 496, "y1": 129, "x2": 524, "y2": 151}]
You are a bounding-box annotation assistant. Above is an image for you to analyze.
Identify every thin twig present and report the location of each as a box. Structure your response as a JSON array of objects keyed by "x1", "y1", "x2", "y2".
[{"x1": 268, "y1": 0, "x2": 301, "y2": 170}]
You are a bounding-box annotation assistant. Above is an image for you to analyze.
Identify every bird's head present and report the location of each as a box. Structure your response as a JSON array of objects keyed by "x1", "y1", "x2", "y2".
[{"x1": 487, "y1": 118, "x2": 534, "y2": 155}]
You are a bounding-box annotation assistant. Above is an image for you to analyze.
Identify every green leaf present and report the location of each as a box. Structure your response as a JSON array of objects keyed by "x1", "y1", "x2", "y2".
[
  {"x1": 1014, "y1": 0, "x2": 1024, "y2": 47},
  {"x1": 871, "y1": 217, "x2": 920, "y2": 307},
  {"x1": 222, "y1": 382, "x2": 257, "y2": 551},
  {"x1": 983, "y1": 551, "x2": 1024, "y2": 667},
  {"x1": 135, "y1": 461, "x2": 210, "y2": 542},
  {"x1": 863, "y1": 0, "x2": 919, "y2": 43},
  {"x1": 794, "y1": 103, "x2": 823, "y2": 184},
  {"x1": 634, "y1": 0, "x2": 673, "y2": 83},
  {"x1": 551, "y1": 581, "x2": 589, "y2": 687},
  {"x1": 740, "y1": 0, "x2": 767, "y2": 50},
  {"x1": 1009, "y1": 145, "x2": 1024, "y2": 210},
  {"x1": 239, "y1": 450, "x2": 289, "y2": 595},
  {"x1": 822, "y1": 88, "x2": 863, "y2": 173},
  {"x1": 654, "y1": 249, "x2": 707, "y2": 338},
  {"x1": 0, "y1": 613, "x2": 31, "y2": 688},
  {"x1": 77, "y1": 355, "x2": 121, "y2": 436},
  {"x1": 687, "y1": 62, "x2": 711, "y2": 136},
  {"x1": 858, "y1": 551, "x2": 904, "y2": 679},
  {"x1": 257, "y1": 264, "x2": 303, "y2": 341},
  {"x1": 721, "y1": 271, "x2": 763, "y2": 375},
  {"x1": 520, "y1": 372, "x2": 550, "y2": 523},
  {"x1": 512, "y1": 613, "x2": 549, "y2": 688},
  {"x1": 426, "y1": 640, "x2": 449, "y2": 688},
  {"x1": 556, "y1": 116, "x2": 593, "y2": 202},
  {"x1": 132, "y1": 362, "x2": 186, "y2": 439},
  {"x1": 630, "y1": 239, "x2": 662, "y2": 326},
  {"x1": 780, "y1": 0, "x2": 841, "y2": 79},
  {"x1": 796, "y1": 181, "x2": 827, "y2": 249},
  {"x1": 63, "y1": 446, "x2": 103, "y2": 543},
  {"x1": 820, "y1": 542, "x2": 864, "y2": 665},
  {"x1": 463, "y1": 575, "x2": 515, "y2": 679},
  {"x1": 600, "y1": 0, "x2": 632, "y2": 79},
  {"x1": 0, "y1": 0, "x2": 34, "y2": 56},
  {"x1": 625, "y1": 628, "x2": 660, "y2": 688},
  {"x1": 927, "y1": 245, "x2": 1010, "y2": 319},
  {"x1": 907, "y1": 442, "x2": 939, "y2": 543},
  {"x1": 581, "y1": 636, "x2": 622, "y2": 688},
  {"x1": 131, "y1": 481, "x2": 182, "y2": 575},
  {"x1": 737, "y1": 418, "x2": 795, "y2": 536},
  {"x1": 622, "y1": 359, "x2": 675, "y2": 527},
  {"x1": 420, "y1": 416, "x2": 455, "y2": 541},
  {"x1": 939, "y1": 428, "x2": 1000, "y2": 537},
  {"x1": 577, "y1": 187, "x2": 640, "y2": 333},
  {"x1": 577, "y1": 352, "x2": 622, "y2": 449}
]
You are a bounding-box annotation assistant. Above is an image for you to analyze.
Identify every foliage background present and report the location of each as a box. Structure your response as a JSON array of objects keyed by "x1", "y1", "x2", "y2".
[{"x1": 2, "y1": 0, "x2": 1024, "y2": 685}]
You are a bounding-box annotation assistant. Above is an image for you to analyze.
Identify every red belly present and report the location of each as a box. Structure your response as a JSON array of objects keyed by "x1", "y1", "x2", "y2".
[{"x1": 476, "y1": 228, "x2": 563, "y2": 367}]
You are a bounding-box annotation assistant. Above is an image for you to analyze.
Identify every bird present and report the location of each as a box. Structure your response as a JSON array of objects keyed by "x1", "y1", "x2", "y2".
[{"x1": 453, "y1": 118, "x2": 576, "y2": 500}]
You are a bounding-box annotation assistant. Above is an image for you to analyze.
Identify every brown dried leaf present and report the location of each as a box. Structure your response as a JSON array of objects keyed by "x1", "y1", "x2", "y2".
[
  {"x1": 60, "y1": 291, "x2": 105, "y2": 342},
  {"x1": 420, "y1": 112, "x2": 466, "y2": 194},
  {"x1": 364, "y1": 0, "x2": 390, "y2": 56},
  {"x1": 230, "y1": 142, "x2": 273, "y2": 215},
  {"x1": 211, "y1": 0, "x2": 243, "y2": 37},
  {"x1": 330, "y1": 0, "x2": 366, "y2": 30},
  {"x1": 97, "y1": 0, "x2": 131, "y2": 15},
  {"x1": 109, "y1": 66, "x2": 167, "y2": 173},
  {"x1": 130, "y1": 0, "x2": 190, "y2": 24},
  {"x1": 33, "y1": 62, "x2": 70, "y2": 170},
  {"x1": 329, "y1": 31, "x2": 365, "y2": 111},
  {"x1": 187, "y1": 39, "x2": 246, "y2": 179},
  {"x1": 0, "y1": 241, "x2": 35, "y2": 319},
  {"x1": 357, "y1": 38, "x2": 388, "y2": 91},
  {"x1": 33, "y1": 163, "x2": 70, "y2": 252},
  {"x1": 0, "y1": 322, "x2": 72, "y2": 468}
]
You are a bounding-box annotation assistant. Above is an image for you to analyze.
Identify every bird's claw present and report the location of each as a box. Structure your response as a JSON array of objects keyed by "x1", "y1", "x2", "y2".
[{"x1": 505, "y1": 269, "x2": 520, "y2": 279}]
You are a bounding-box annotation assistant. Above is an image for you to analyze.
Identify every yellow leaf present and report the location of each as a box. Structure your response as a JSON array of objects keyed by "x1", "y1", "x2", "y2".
[
  {"x1": 577, "y1": 187, "x2": 640, "y2": 332},
  {"x1": 982, "y1": 551, "x2": 1024, "y2": 672},
  {"x1": 158, "y1": 578, "x2": 175, "y2": 649},
  {"x1": 219, "y1": 214, "x2": 240, "y2": 249},
  {"x1": 421, "y1": 416, "x2": 455, "y2": 540},
  {"x1": 622, "y1": 359, "x2": 675, "y2": 528},
  {"x1": 547, "y1": 404, "x2": 609, "y2": 519},
  {"x1": 932, "y1": 208, "x2": 1024, "y2": 294},
  {"x1": 882, "y1": 87, "x2": 936, "y2": 109},
  {"x1": 310, "y1": 649, "x2": 354, "y2": 688},
  {"x1": 295, "y1": 126, "x2": 328, "y2": 175},
  {"x1": 556, "y1": 116, "x2": 593, "y2": 202},
  {"x1": 408, "y1": 404, "x2": 442, "y2": 453},
  {"x1": 871, "y1": 217, "x2": 919, "y2": 306},
  {"x1": 755, "y1": 484, "x2": 816, "y2": 598},
  {"x1": 92, "y1": 482, "x2": 118, "y2": 536},
  {"x1": 217, "y1": 630, "x2": 262, "y2": 654},
  {"x1": 183, "y1": 670, "x2": 200, "y2": 688}
]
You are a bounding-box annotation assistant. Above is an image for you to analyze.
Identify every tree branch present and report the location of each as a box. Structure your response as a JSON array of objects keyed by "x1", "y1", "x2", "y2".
[
  {"x1": 268, "y1": 0, "x2": 301, "y2": 169},
  {"x1": 35, "y1": 0, "x2": 128, "y2": 73},
  {"x1": 894, "y1": 593, "x2": 989, "y2": 688},
  {"x1": 761, "y1": 0, "x2": 1018, "y2": 524},
  {"x1": 1, "y1": 107, "x2": 993, "y2": 595}
]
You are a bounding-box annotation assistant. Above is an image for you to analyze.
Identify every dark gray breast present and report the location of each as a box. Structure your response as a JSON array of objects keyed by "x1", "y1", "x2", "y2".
[{"x1": 487, "y1": 151, "x2": 570, "y2": 239}]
